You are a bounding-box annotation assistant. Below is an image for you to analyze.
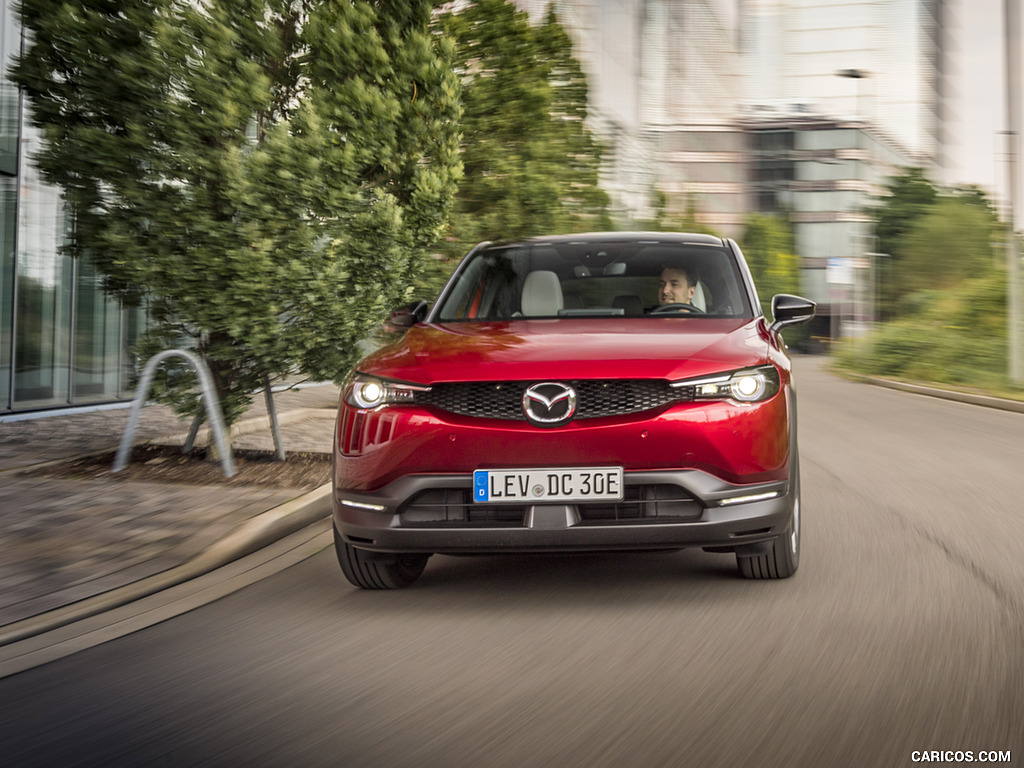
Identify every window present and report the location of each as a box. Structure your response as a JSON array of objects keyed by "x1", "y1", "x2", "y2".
[{"x1": 435, "y1": 240, "x2": 752, "y2": 321}]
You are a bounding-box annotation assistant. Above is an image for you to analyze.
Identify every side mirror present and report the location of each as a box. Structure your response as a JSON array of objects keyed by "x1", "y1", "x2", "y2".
[
  {"x1": 388, "y1": 300, "x2": 429, "y2": 329},
  {"x1": 770, "y1": 294, "x2": 816, "y2": 333}
]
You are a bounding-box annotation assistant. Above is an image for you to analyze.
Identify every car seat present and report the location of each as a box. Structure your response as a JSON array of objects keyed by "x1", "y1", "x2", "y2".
[
  {"x1": 521, "y1": 271, "x2": 564, "y2": 317},
  {"x1": 692, "y1": 282, "x2": 708, "y2": 311}
]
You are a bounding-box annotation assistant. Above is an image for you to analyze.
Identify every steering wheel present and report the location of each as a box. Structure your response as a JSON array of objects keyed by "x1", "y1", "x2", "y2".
[{"x1": 648, "y1": 302, "x2": 705, "y2": 315}]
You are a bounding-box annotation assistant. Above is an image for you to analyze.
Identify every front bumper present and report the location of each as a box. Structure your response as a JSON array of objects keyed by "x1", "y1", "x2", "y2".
[{"x1": 333, "y1": 469, "x2": 794, "y2": 555}]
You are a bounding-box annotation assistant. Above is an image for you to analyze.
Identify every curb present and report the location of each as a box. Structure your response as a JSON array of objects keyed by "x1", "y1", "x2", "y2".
[
  {"x1": 0, "y1": 482, "x2": 333, "y2": 647},
  {"x1": 847, "y1": 373, "x2": 1024, "y2": 414}
]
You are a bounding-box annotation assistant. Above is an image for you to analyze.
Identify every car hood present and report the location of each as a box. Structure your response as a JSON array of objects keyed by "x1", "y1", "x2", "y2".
[{"x1": 360, "y1": 318, "x2": 771, "y2": 384}]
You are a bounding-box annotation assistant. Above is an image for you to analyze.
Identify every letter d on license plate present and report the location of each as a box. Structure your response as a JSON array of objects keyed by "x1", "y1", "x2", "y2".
[{"x1": 473, "y1": 467, "x2": 623, "y2": 504}]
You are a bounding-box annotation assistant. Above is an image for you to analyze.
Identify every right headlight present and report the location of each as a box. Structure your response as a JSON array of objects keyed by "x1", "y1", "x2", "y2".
[
  {"x1": 672, "y1": 365, "x2": 781, "y2": 404},
  {"x1": 343, "y1": 375, "x2": 430, "y2": 410}
]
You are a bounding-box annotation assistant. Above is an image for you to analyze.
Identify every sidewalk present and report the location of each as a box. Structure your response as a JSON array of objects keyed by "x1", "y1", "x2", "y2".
[{"x1": 0, "y1": 383, "x2": 340, "y2": 644}]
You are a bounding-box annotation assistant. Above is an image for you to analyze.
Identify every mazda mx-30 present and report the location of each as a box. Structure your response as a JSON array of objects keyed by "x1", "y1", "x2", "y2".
[{"x1": 333, "y1": 232, "x2": 815, "y2": 588}]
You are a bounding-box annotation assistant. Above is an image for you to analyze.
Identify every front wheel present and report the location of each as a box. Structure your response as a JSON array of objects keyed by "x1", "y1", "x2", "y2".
[
  {"x1": 737, "y1": 461, "x2": 800, "y2": 580},
  {"x1": 334, "y1": 526, "x2": 429, "y2": 589}
]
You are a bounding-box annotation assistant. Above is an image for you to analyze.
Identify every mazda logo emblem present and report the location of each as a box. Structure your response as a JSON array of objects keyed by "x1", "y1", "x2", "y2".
[{"x1": 523, "y1": 382, "x2": 577, "y2": 426}]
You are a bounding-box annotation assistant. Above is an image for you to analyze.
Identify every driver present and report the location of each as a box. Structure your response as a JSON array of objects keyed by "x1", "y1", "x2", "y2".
[{"x1": 658, "y1": 265, "x2": 697, "y2": 307}]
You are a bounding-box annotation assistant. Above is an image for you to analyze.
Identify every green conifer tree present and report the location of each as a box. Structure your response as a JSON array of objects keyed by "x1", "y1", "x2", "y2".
[
  {"x1": 12, "y1": 0, "x2": 462, "y2": 425},
  {"x1": 437, "y1": 0, "x2": 609, "y2": 259}
]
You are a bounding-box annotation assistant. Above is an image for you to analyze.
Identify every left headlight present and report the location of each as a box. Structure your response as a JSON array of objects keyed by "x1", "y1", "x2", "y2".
[
  {"x1": 344, "y1": 375, "x2": 429, "y2": 410},
  {"x1": 673, "y1": 365, "x2": 781, "y2": 404}
]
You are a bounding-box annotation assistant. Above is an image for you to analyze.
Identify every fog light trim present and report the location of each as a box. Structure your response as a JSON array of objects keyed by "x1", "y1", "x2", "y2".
[
  {"x1": 340, "y1": 499, "x2": 388, "y2": 512},
  {"x1": 717, "y1": 491, "x2": 779, "y2": 507}
]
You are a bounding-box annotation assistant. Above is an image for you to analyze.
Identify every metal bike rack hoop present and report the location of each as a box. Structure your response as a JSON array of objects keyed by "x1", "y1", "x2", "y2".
[{"x1": 113, "y1": 349, "x2": 236, "y2": 477}]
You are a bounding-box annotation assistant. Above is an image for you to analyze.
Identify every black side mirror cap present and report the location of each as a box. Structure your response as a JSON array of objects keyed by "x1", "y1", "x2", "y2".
[
  {"x1": 770, "y1": 294, "x2": 816, "y2": 333},
  {"x1": 388, "y1": 300, "x2": 429, "y2": 329}
]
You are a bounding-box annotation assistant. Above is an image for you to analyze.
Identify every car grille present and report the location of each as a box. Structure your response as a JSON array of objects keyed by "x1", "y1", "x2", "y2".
[
  {"x1": 417, "y1": 380, "x2": 693, "y2": 421},
  {"x1": 398, "y1": 485, "x2": 702, "y2": 527}
]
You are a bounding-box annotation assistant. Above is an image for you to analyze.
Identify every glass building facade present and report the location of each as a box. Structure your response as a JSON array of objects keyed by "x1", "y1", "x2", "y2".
[
  {"x1": 745, "y1": 114, "x2": 916, "y2": 343},
  {"x1": 1, "y1": 1, "x2": 145, "y2": 415},
  {"x1": 740, "y1": 0, "x2": 946, "y2": 165}
]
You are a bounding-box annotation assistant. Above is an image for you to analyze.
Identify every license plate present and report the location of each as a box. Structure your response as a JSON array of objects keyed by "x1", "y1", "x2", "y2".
[{"x1": 473, "y1": 467, "x2": 624, "y2": 504}]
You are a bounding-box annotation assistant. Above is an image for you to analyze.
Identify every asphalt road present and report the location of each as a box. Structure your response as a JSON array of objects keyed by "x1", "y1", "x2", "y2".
[{"x1": 1, "y1": 356, "x2": 1022, "y2": 768}]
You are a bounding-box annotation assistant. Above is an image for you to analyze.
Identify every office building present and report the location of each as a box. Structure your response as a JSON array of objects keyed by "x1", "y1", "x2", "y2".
[
  {"x1": 1, "y1": 1, "x2": 145, "y2": 416},
  {"x1": 524, "y1": 1, "x2": 943, "y2": 338}
]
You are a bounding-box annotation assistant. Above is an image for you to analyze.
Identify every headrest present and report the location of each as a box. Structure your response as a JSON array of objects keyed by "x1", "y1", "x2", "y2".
[{"x1": 521, "y1": 271, "x2": 564, "y2": 317}]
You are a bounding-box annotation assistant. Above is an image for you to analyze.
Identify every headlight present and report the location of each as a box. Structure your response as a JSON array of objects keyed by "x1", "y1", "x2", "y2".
[
  {"x1": 344, "y1": 375, "x2": 429, "y2": 410},
  {"x1": 673, "y1": 366, "x2": 781, "y2": 404}
]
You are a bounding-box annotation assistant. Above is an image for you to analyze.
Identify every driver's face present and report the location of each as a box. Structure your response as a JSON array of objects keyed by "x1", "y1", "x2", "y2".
[{"x1": 659, "y1": 268, "x2": 695, "y2": 305}]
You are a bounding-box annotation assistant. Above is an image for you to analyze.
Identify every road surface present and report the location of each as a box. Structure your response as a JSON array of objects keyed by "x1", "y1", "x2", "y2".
[{"x1": 1, "y1": 356, "x2": 1021, "y2": 767}]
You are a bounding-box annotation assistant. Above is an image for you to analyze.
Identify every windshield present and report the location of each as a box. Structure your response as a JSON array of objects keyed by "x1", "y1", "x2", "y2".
[{"x1": 434, "y1": 239, "x2": 754, "y2": 321}]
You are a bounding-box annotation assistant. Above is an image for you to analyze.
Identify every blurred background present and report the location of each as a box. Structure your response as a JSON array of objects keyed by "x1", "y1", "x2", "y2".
[{"x1": 1, "y1": 0, "x2": 1021, "y2": 419}]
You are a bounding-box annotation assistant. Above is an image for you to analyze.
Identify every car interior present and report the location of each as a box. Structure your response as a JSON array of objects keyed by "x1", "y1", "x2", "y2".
[{"x1": 436, "y1": 241, "x2": 751, "y2": 321}]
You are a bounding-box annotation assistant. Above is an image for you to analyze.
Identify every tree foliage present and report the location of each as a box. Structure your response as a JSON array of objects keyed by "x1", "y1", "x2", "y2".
[
  {"x1": 838, "y1": 170, "x2": 1014, "y2": 391},
  {"x1": 894, "y1": 196, "x2": 1001, "y2": 295},
  {"x1": 738, "y1": 213, "x2": 806, "y2": 346},
  {"x1": 12, "y1": 0, "x2": 462, "y2": 425},
  {"x1": 873, "y1": 166, "x2": 938, "y2": 257},
  {"x1": 834, "y1": 271, "x2": 1010, "y2": 393},
  {"x1": 872, "y1": 168, "x2": 1003, "y2": 319},
  {"x1": 740, "y1": 213, "x2": 800, "y2": 311},
  {"x1": 435, "y1": 0, "x2": 610, "y2": 262},
  {"x1": 872, "y1": 166, "x2": 939, "y2": 319}
]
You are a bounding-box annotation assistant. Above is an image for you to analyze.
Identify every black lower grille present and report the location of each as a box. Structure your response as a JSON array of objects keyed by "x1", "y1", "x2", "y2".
[
  {"x1": 577, "y1": 485, "x2": 702, "y2": 524},
  {"x1": 398, "y1": 485, "x2": 702, "y2": 528},
  {"x1": 417, "y1": 380, "x2": 692, "y2": 421},
  {"x1": 399, "y1": 489, "x2": 524, "y2": 527}
]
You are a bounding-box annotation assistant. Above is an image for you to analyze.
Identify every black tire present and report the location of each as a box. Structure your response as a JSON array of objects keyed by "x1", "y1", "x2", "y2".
[
  {"x1": 737, "y1": 459, "x2": 800, "y2": 580},
  {"x1": 333, "y1": 526, "x2": 429, "y2": 589}
]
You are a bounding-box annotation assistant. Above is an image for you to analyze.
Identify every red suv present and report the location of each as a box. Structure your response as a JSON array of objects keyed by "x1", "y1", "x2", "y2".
[{"x1": 333, "y1": 233, "x2": 815, "y2": 588}]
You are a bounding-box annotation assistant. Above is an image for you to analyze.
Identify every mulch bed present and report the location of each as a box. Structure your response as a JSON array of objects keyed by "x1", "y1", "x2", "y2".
[{"x1": 25, "y1": 444, "x2": 332, "y2": 489}]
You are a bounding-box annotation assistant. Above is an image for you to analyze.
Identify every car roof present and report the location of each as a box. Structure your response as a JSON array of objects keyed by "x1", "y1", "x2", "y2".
[{"x1": 483, "y1": 232, "x2": 728, "y2": 248}]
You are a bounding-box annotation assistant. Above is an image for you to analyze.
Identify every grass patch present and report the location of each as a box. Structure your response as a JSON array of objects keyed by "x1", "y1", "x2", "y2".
[{"x1": 831, "y1": 273, "x2": 1024, "y2": 402}]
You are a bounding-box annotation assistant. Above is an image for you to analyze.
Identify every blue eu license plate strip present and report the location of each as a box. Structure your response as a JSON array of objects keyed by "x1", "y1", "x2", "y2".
[{"x1": 473, "y1": 467, "x2": 624, "y2": 504}]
